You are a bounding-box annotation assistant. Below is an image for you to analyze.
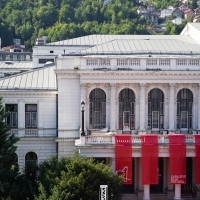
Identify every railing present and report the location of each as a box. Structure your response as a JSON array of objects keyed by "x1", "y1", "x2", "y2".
[
  {"x1": 83, "y1": 135, "x2": 195, "y2": 145},
  {"x1": 8, "y1": 129, "x2": 18, "y2": 136},
  {"x1": 25, "y1": 129, "x2": 38, "y2": 136}
]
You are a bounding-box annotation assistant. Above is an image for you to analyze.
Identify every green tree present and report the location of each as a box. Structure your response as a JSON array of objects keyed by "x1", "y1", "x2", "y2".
[
  {"x1": 0, "y1": 97, "x2": 19, "y2": 199},
  {"x1": 36, "y1": 154, "x2": 123, "y2": 200}
]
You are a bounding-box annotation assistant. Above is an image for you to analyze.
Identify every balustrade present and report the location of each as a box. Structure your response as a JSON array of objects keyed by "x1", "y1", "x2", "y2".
[{"x1": 83, "y1": 134, "x2": 196, "y2": 145}]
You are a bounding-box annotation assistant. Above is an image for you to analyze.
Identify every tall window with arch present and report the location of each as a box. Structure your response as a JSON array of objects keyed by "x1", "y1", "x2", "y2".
[
  {"x1": 25, "y1": 152, "x2": 38, "y2": 172},
  {"x1": 118, "y1": 88, "x2": 135, "y2": 131},
  {"x1": 148, "y1": 88, "x2": 164, "y2": 130},
  {"x1": 177, "y1": 88, "x2": 193, "y2": 129},
  {"x1": 89, "y1": 88, "x2": 106, "y2": 129}
]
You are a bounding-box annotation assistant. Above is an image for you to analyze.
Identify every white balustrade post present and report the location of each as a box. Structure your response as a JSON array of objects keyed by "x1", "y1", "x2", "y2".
[
  {"x1": 169, "y1": 83, "x2": 175, "y2": 132},
  {"x1": 110, "y1": 83, "x2": 116, "y2": 132},
  {"x1": 139, "y1": 83, "x2": 146, "y2": 132},
  {"x1": 174, "y1": 184, "x2": 182, "y2": 200},
  {"x1": 143, "y1": 185, "x2": 150, "y2": 200}
]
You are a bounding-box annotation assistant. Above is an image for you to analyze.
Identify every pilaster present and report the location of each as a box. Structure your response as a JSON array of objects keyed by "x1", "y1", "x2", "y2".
[
  {"x1": 169, "y1": 83, "x2": 175, "y2": 132},
  {"x1": 139, "y1": 83, "x2": 146, "y2": 132},
  {"x1": 110, "y1": 83, "x2": 116, "y2": 131}
]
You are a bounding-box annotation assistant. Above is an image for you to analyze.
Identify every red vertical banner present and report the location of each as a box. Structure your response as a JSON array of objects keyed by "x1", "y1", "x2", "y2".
[
  {"x1": 169, "y1": 135, "x2": 186, "y2": 184},
  {"x1": 195, "y1": 135, "x2": 200, "y2": 184},
  {"x1": 142, "y1": 135, "x2": 158, "y2": 184},
  {"x1": 115, "y1": 134, "x2": 132, "y2": 184}
]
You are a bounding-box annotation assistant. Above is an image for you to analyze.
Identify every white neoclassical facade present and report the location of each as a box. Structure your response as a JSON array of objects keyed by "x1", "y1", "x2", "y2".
[{"x1": 1, "y1": 22, "x2": 200, "y2": 199}]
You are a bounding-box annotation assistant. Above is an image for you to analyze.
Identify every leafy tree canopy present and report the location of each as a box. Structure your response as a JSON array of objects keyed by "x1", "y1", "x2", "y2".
[{"x1": 36, "y1": 154, "x2": 123, "y2": 200}]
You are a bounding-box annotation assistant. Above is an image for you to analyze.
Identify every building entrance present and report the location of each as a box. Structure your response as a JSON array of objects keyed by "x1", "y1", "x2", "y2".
[{"x1": 150, "y1": 158, "x2": 164, "y2": 193}]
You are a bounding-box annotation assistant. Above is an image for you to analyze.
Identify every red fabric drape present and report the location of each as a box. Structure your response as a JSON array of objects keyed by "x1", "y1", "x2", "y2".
[
  {"x1": 169, "y1": 135, "x2": 186, "y2": 184},
  {"x1": 195, "y1": 135, "x2": 200, "y2": 184},
  {"x1": 142, "y1": 135, "x2": 158, "y2": 184},
  {"x1": 115, "y1": 134, "x2": 132, "y2": 185}
]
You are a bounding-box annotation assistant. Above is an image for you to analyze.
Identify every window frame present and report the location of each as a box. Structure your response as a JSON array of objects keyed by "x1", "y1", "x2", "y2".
[{"x1": 25, "y1": 104, "x2": 37, "y2": 128}]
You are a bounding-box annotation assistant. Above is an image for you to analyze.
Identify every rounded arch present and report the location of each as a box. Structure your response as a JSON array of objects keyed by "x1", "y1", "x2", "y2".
[
  {"x1": 116, "y1": 85, "x2": 138, "y2": 100},
  {"x1": 148, "y1": 88, "x2": 164, "y2": 100},
  {"x1": 175, "y1": 86, "x2": 195, "y2": 100},
  {"x1": 25, "y1": 151, "x2": 38, "y2": 172},
  {"x1": 146, "y1": 86, "x2": 166, "y2": 100},
  {"x1": 148, "y1": 88, "x2": 164, "y2": 129},
  {"x1": 176, "y1": 88, "x2": 193, "y2": 129},
  {"x1": 118, "y1": 88, "x2": 135, "y2": 130},
  {"x1": 87, "y1": 86, "x2": 108, "y2": 102},
  {"x1": 89, "y1": 88, "x2": 106, "y2": 130}
]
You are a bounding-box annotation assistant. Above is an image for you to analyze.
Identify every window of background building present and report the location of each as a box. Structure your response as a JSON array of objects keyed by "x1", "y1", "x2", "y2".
[
  {"x1": 25, "y1": 104, "x2": 37, "y2": 128},
  {"x1": 38, "y1": 58, "x2": 54, "y2": 64},
  {"x1": 6, "y1": 104, "x2": 18, "y2": 128}
]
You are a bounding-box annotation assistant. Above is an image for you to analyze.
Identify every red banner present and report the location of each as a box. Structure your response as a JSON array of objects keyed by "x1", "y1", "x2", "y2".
[
  {"x1": 115, "y1": 134, "x2": 132, "y2": 184},
  {"x1": 169, "y1": 135, "x2": 186, "y2": 184},
  {"x1": 142, "y1": 135, "x2": 158, "y2": 184},
  {"x1": 195, "y1": 135, "x2": 200, "y2": 184}
]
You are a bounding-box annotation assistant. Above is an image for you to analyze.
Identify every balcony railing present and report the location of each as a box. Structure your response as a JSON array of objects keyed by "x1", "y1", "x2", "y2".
[
  {"x1": 25, "y1": 129, "x2": 38, "y2": 136},
  {"x1": 81, "y1": 134, "x2": 195, "y2": 145}
]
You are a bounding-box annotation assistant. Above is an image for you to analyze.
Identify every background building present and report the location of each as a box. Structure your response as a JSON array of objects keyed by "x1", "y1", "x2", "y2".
[{"x1": 1, "y1": 22, "x2": 200, "y2": 199}]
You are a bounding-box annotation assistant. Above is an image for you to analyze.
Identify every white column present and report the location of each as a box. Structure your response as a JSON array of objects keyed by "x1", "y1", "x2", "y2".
[
  {"x1": 18, "y1": 99, "x2": 25, "y2": 137},
  {"x1": 38, "y1": 99, "x2": 44, "y2": 136},
  {"x1": 198, "y1": 84, "x2": 200, "y2": 129},
  {"x1": 164, "y1": 98, "x2": 169, "y2": 129},
  {"x1": 110, "y1": 83, "x2": 116, "y2": 132},
  {"x1": 139, "y1": 83, "x2": 146, "y2": 131},
  {"x1": 80, "y1": 83, "x2": 86, "y2": 132},
  {"x1": 169, "y1": 83, "x2": 175, "y2": 132},
  {"x1": 174, "y1": 184, "x2": 182, "y2": 200},
  {"x1": 135, "y1": 99, "x2": 139, "y2": 130},
  {"x1": 143, "y1": 185, "x2": 150, "y2": 200}
]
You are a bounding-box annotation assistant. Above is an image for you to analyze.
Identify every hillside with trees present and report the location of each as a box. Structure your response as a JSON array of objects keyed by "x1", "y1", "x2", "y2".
[{"x1": 0, "y1": 0, "x2": 149, "y2": 49}]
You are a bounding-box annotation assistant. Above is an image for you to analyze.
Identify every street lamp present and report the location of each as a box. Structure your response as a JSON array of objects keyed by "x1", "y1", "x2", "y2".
[{"x1": 81, "y1": 101, "x2": 85, "y2": 136}]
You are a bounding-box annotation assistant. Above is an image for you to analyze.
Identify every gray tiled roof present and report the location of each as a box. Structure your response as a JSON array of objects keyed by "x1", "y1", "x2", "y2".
[
  {"x1": 0, "y1": 64, "x2": 57, "y2": 90},
  {"x1": 0, "y1": 62, "x2": 33, "y2": 69},
  {"x1": 47, "y1": 34, "x2": 198, "y2": 47},
  {"x1": 71, "y1": 39, "x2": 200, "y2": 55}
]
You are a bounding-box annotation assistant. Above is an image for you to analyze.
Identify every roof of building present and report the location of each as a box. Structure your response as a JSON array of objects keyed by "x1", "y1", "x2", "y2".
[
  {"x1": 46, "y1": 34, "x2": 198, "y2": 47},
  {"x1": 0, "y1": 62, "x2": 33, "y2": 69},
  {"x1": 70, "y1": 39, "x2": 200, "y2": 56},
  {"x1": 0, "y1": 64, "x2": 57, "y2": 90},
  {"x1": 190, "y1": 22, "x2": 200, "y2": 30}
]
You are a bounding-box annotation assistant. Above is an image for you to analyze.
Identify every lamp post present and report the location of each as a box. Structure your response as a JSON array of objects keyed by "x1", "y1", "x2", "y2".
[{"x1": 81, "y1": 101, "x2": 85, "y2": 136}]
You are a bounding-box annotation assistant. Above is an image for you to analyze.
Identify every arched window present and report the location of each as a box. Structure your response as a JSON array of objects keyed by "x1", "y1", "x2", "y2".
[
  {"x1": 118, "y1": 89, "x2": 135, "y2": 130},
  {"x1": 177, "y1": 88, "x2": 193, "y2": 129},
  {"x1": 148, "y1": 88, "x2": 164, "y2": 129},
  {"x1": 25, "y1": 152, "x2": 38, "y2": 172},
  {"x1": 89, "y1": 88, "x2": 106, "y2": 129}
]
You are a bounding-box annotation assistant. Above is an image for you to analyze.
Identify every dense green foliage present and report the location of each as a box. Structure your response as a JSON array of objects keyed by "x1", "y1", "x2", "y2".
[
  {"x1": 36, "y1": 154, "x2": 123, "y2": 200},
  {"x1": 0, "y1": 97, "x2": 37, "y2": 200},
  {"x1": 0, "y1": 0, "x2": 149, "y2": 49}
]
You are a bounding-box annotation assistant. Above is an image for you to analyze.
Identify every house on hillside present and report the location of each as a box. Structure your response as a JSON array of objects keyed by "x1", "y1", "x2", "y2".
[
  {"x1": 167, "y1": 5, "x2": 176, "y2": 11},
  {"x1": 184, "y1": 9, "x2": 195, "y2": 19},
  {"x1": 160, "y1": 9, "x2": 173, "y2": 18},
  {"x1": 143, "y1": 13, "x2": 158, "y2": 24},
  {"x1": 172, "y1": 17, "x2": 184, "y2": 25},
  {"x1": 193, "y1": 15, "x2": 200, "y2": 22},
  {"x1": 194, "y1": 7, "x2": 200, "y2": 15},
  {"x1": 179, "y1": 4, "x2": 189, "y2": 12},
  {"x1": 137, "y1": 6, "x2": 148, "y2": 14},
  {"x1": 172, "y1": 8, "x2": 184, "y2": 18},
  {"x1": 147, "y1": 4, "x2": 156, "y2": 12}
]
